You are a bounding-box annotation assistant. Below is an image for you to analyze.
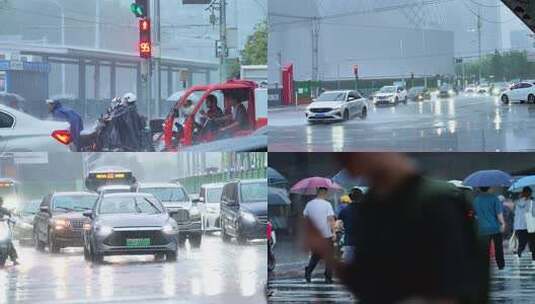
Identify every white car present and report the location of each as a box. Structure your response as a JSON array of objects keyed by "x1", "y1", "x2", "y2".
[
  {"x1": 501, "y1": 81, "x2": 535, "y2": 104},
  {"x1": 306, "y1": 90, "x2": 368, "y2": 122},
  {"x1": 373, "y1": 85, "x2": 408, "y2": 105},
  {"x1": 0, "y1": 104, "x2": 71, "y2": 152}
]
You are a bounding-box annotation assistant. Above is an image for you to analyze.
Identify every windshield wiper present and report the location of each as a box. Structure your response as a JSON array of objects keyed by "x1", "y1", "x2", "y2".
[
  {"x1": 73, "y1": 206, "x2": 91, "y2": 211},
  {"x1": 55, "y1": 206, "x2": 75, "y2": 212}
]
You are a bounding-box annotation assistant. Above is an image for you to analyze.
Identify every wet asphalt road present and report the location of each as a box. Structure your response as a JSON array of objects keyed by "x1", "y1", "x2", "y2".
[
  {"x1": 0, "y1": 234, "x2": 267, "y2": 304},
  {"x1": 268, "y1": 238, "x2": 535, "y2": 303},
  {"x1": 269, "y1": 94, "x2": 535, "y2": 152}
]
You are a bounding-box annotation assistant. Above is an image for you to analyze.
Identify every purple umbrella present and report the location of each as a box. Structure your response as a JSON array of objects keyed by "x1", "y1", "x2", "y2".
[
  {"x1": 463, "y1": 170, "x2": 513, "y2": 188},
  {"x1": 290, "y1": 177, "x2": 343, "y2": 195}
]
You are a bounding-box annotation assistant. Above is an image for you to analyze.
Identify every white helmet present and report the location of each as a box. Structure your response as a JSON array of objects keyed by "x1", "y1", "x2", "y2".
[{"x1": 122, "y1": 93, "x2": 137, "y2": 104}]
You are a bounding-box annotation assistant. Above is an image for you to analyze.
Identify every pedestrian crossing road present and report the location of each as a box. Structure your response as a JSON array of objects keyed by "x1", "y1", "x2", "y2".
[{"x1": 267, "y1": 253, "x2": 535, "y2": 303}]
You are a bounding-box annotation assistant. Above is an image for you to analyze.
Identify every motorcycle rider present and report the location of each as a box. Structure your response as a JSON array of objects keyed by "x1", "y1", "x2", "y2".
[
  {"x1": 0, "y1": 197, "x2": 18, "y2": 265},
  {"x1": 46, "y1": 99, "x2": 84, "y2": 152}
]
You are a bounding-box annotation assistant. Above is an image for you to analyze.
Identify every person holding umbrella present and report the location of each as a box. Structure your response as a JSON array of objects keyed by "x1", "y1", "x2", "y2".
[
  {"x1": 514, "y1": 187, "x2": 535, "y2": 260},
  {"x1": 464, "y1": 169, "x2": 512, "y2": 270},
  {"x1": 301, "y1": 184, "x2": 337, "y2": 284},
  {"x1": 303, "y1": 186, "x2": 336, "y2": 283}
]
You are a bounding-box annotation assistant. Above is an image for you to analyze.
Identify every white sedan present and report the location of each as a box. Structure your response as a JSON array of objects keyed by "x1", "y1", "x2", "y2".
[
  {"x1": 501, "y1": 81, "x2": 535, "y2": 104},
  {"x1": 306, "y1": 90, "x2": 368, "y2": 123},
  {"x1": 0, "y1": 104, "x2": 72, "y2": 152}
]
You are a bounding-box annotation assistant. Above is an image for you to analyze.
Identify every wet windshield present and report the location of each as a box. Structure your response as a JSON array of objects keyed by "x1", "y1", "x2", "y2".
[
  {"x1": 53, "y1": 195, "x2": 98, "y2": 212},
  {"x1": 316, "y1": 92, "x2": 346, "y2": 102},
  {"x1": 240, "y1": 182, "x2": 267, "y2": 203},
  {"x1": 140, "y1": 187, "x2": 188, "y2": 202},
  {"x1": 379, "y1": 86, "x2": 396, "y2": 93},
  {"x1": 206, "y1": 187, "x2": 224, "y2": 204},
  {"x1": 99, "y1": 196, "x2": 163, "y2": 215}
]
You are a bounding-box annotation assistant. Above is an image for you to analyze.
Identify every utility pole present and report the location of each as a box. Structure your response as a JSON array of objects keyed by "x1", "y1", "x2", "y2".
[
  {"x1": 477, "y1": 6, "x2": 482, "y2": 84},
  {"x1": 219, "y1": 0, "x2": 227, "y2": 82},
  {"x1": 311, "y1": 17, "x2": 320, "y2": 85}
]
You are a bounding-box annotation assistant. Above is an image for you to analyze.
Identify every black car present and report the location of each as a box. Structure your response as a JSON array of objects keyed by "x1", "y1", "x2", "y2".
[
  {"x1": 82, "y1": 193, "x2": 179, "y2": 263},
  {"x1": 220, "y1": 179, "x2": 267, "y2": 244},
  {"x1": 33, "y1": 192, "x2": 98, "y2": 253},
  {"x1": 407, "y1": 86, "x2": 430, "y2": 101}
]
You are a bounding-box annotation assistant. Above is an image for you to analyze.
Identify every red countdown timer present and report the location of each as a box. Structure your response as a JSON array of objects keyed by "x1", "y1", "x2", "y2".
[{"x1": 139, "y1": 18, "x2": 151, "y2": 58}]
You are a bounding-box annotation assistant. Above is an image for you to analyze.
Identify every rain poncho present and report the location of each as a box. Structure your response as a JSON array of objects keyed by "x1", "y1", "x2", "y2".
[
  {"x1": 50, "y1": 102, "x2": 83, "y2": 150},
  {"x1": 98, "y1": 103, "x2": 145, "y2": 151}
]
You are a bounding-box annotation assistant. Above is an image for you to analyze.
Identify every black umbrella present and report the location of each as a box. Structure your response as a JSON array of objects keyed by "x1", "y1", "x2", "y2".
[
  {"x1": 268, "y1": 167, "x2": 287, "y2": 187},
  {"x1": 268, "y1": 187, "x2": 291, "y2": 206}
]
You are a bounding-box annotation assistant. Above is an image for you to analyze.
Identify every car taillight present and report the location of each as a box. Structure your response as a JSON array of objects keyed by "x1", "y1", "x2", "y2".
[{"x1": 51, "y1": 130, "x2": 71, "y2": 145}]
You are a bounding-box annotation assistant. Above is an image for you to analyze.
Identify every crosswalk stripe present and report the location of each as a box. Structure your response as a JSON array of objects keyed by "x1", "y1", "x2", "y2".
[{"x1": 268, "y1": 278, "x2": 355, "y2": 303}]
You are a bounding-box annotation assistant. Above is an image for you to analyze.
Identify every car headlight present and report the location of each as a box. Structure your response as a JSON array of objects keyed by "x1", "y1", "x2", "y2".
[
  {"x1": 240, "y1": 211, "x2": 256, "y2": 223},
  {"x1": 54, "y1": 219, "x2": 69, "y2": 230},
  {"x1": 96, "y1": 224, "x2": 113, "y2": 236},
  {"x1": 162, "y1": 223, "x2": 179, "y2": 234}
]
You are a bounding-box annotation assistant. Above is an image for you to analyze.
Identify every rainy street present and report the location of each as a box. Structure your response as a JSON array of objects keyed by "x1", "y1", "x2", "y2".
[
  {"x1": 0, "y1": 234, "x2": 267, "y2": 304},
  {"x1": 267, "y1": 238, "x2": 535, "y2": 303},
  {"x1": 268, "y1": 94, "x2": 535, "y2": 152}
]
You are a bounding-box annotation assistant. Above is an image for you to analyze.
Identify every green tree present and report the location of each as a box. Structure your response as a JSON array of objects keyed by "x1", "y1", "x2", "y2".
[{"x1": 241, "y1": 20, "x2": 267, "y2": 65}]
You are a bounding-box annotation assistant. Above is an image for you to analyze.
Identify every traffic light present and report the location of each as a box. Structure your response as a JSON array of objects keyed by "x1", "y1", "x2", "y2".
[
  {"x1": 131, "y1": 0, "x2": 148, "y2": 18},
  {"x1": 139, "y1": 19, "x2": 152, "y2": 58}
]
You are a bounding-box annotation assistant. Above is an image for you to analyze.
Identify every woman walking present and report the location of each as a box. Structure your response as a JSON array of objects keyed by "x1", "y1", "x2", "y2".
[{"x1": 514, "y1": 187, "x2": 535, "y2": 260}]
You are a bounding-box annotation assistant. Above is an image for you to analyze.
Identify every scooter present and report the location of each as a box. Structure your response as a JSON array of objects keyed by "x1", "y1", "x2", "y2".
[
  {"x1": 268, "y1": 221, "x2": 276, "y2": 272},
  {"x1": 0, "y1": 217, "x2": 15, "y2": 268}
]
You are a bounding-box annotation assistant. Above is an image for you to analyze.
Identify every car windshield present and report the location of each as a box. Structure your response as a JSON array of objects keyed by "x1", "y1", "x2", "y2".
[
  {"x1": 316, "y1": 92, "x2": 346, "y2": 102},
  {"x1": 22, "y1": 201, "x2": 41, "y2": 215},
  {"x1": 240, "y1": 182, "x2": 267, "y2": 203},
  {"x1": 206, "y1": 187, "x2": 224, "y2": 204},
  {"x1": 379, "y1": 86, "x2": 396, "y2": 93},
  {"x1": 99, "y1": 196, "x2": 162, "y2": 215},
  {"x1": 140, "y1": 187, "x2": 188, "y2": 202},
  {"x1": 53, "y1": 195, "x2": 97, "y2": 212}
]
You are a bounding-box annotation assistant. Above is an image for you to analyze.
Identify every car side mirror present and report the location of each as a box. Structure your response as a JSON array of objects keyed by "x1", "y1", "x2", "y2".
[
  {"x1": 40, "y1": 206, "x2": 49, "y2": 213},
  {"x1": 82, "y1": 210, "x2": 93, "y2": 219}
]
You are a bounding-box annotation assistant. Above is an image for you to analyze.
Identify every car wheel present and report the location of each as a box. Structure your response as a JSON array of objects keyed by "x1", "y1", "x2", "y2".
[
  {"x1": 501, "y1": 95, "x2": 509, "y2": 105},
  {"x1": 221, "y1": 225, "x2": 231, "y2": 242},
  {"x1": 237, "y1": 234, "x2": 248, "y2": 245},
  {"x1": 529, "y1": 94, "x2": 535, "y2": 104},
  {"x1": 166, "y1": 251, "x2": 177, "y2": 262},
  {"x1": 91, "y1": 245, "x2": 103, "y2": 264},
  {"x1": 177, "y1": 234, "x2": 187, "y2": 248},
  {"x1": 343, "y1": 110, "x2": 349, "y2": 121},
  {"x1": 361, "y1": 107, "x2": 367, "y2": 120},
  {"x1": 83, "y1": 246, "x2": 91, "y2": 261},
  {"x1": 48, "y1": 230, "x2": 60, "y2": 254},
  {"x1": 34, "y1": 231, "x2": 45, "y2": 251},
  {"x1": 189, "y1": 233, "x2": 202, "y2": 248}
]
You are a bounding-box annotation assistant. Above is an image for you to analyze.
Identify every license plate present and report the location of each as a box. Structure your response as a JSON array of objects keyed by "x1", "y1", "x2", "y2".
[
  {"x1": 315, "y1": 113, "x2": 326, "y2": 117},
  {"x1": 126, "y1": 238, "x2": 150, "y2": 247}
]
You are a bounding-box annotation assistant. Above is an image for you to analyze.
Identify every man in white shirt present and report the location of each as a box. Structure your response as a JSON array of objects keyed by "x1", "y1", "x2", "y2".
[{"x1": 303, "y1": 187, "x2": 336, "y2": 283}]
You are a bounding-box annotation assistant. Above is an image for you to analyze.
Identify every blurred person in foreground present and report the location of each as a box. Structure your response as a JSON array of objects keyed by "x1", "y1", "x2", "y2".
[
  {"x1": 303, "y1": 187, "x2": 336, "y2": 283},
  {"x1": 0, "y1": 197, "x2": 18, "y2": 265},
  {"x1": 473, "y1": 187, "x2": 506, "y2": 270},
  {"x1": 302, "y1": 153, "x2": 489, "y2": 304}
]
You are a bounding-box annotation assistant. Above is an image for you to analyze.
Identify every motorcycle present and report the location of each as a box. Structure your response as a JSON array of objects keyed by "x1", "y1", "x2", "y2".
[
  {"x1": 0, "y1": 217, "x2": 15, "y2": 268},
  {"x1": 268, "y1": 221, "x2": 276, "y2": 272}
]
